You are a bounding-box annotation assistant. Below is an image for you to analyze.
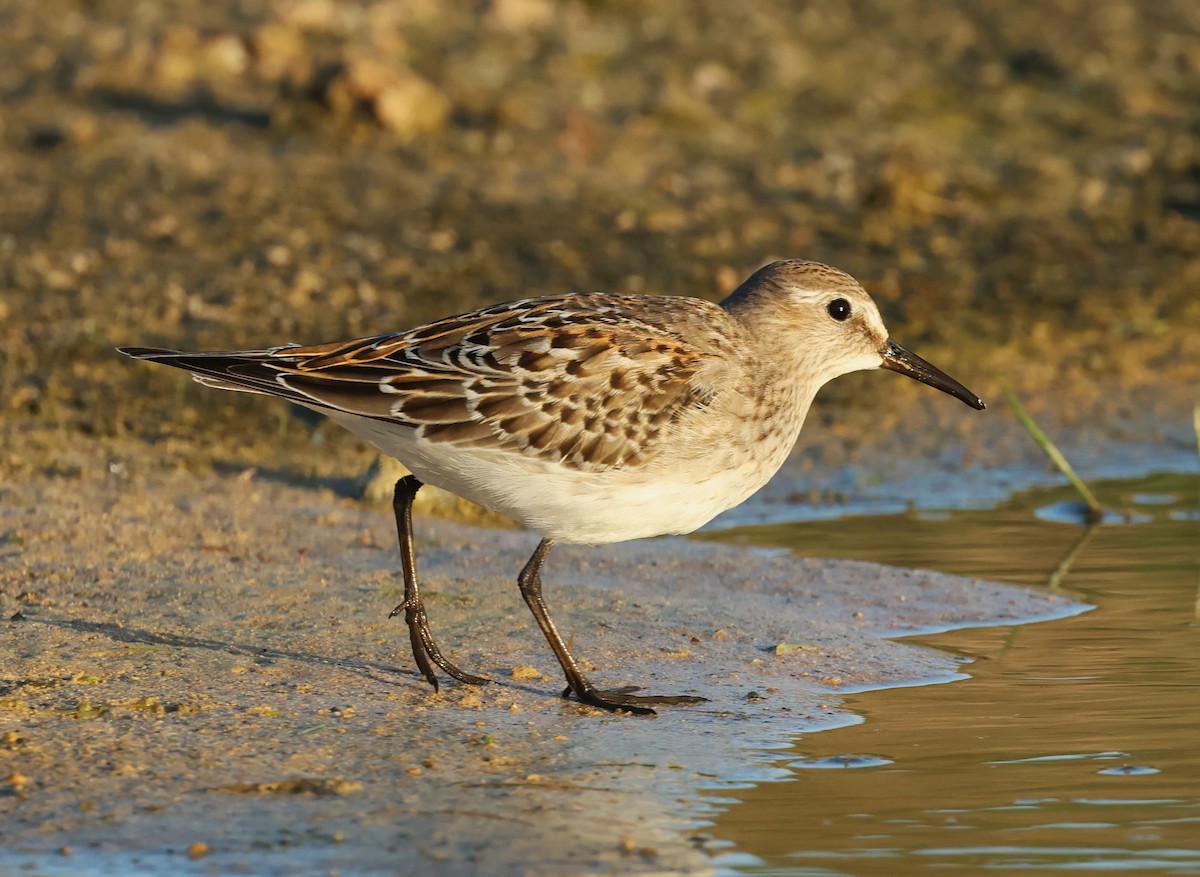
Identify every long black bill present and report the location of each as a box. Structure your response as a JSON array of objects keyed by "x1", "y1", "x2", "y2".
[{"x1": 880, "y1": 339, "x2": 986, "y2": 410}]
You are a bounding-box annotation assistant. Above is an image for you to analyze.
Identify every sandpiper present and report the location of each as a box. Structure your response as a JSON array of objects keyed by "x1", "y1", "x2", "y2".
[{"x1": 120, "y1": 259, "x2": 984, "y2": 714}]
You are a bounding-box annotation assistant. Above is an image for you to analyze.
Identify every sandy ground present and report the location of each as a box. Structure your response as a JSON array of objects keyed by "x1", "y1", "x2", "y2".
[{"x1": 0, "y1": 444, "x2": 1084, "y2": 876}]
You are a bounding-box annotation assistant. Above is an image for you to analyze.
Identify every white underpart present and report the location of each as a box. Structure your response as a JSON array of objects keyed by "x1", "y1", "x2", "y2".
[{"x1": 325, "y1": 410, "x2": 783, "y2": 544}]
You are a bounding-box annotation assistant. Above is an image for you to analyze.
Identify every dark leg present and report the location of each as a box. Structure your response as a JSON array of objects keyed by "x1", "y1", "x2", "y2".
[
  {"x1": 389, "y1": 476, "x2": 490, "y2": 689},
  {"x1": 517, "y1": 539, "x2": 707, "y2": 715}
]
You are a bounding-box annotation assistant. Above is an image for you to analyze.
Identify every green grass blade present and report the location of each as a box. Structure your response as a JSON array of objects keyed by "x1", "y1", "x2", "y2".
[
  {"x1": 1193, "y1": 404, "x2": 1199, "y2": 463},
  {"x1": 999, "y1": 380, "x2": 1104, "y2": 521},
  {"x1": 1046, "y1": 524, "x2": 1096, "y2": 591}
]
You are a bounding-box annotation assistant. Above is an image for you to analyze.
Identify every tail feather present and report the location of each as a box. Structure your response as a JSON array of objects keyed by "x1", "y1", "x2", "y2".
[
  {"x1": 117, "y1": 345, "x2": 310, "y2": 404},
  {"x1": 117, "y1": 345, "x2": 400, "y2": 419}
]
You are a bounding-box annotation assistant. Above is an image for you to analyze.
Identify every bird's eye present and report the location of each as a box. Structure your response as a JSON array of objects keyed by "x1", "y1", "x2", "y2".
[{"x1": 827, "y1": 298, "x2": 852, "y2": 322}]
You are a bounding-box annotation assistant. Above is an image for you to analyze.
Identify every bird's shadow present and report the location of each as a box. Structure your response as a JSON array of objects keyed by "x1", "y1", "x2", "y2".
[
  {"x1": 27, "y1": 615, "x2": 415, "y2": 687},
  {"x1": 19, "y1": 615, "x2": 545, "y2": 700},
  {"x1": 210, "y1": 458, "x2": 363, "y2": 500}
]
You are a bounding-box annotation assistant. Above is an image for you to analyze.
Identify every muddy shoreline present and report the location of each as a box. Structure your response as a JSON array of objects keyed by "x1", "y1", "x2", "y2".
[{"x1": 1, "y1": 455, "x2": 1084, "y2": 875}]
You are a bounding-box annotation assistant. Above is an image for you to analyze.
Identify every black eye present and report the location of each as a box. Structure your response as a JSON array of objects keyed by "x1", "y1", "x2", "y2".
[{"x1": 827, "y1": 298, "x2": 851, "y2": 322}]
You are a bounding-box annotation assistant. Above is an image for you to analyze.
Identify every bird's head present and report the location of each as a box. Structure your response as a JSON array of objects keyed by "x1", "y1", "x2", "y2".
[{"x1": 721, "y1": 259, "x2": 985, "y2": 410}]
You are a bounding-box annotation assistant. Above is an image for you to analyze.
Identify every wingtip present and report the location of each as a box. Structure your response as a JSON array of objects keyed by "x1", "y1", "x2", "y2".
[{"x1": 117, "y1": 346, "x2": 176, "y2": 359}]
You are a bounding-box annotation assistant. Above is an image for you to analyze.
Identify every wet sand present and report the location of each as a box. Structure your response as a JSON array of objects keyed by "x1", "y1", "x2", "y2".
[{"x1": 1, "y1": 446, "x2": 1083, "y2": 875}]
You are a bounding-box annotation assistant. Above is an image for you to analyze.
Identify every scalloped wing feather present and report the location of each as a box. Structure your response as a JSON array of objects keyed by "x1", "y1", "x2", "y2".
[{"x1": 120, "y1": 294, "x2": 739, "y2": 471}]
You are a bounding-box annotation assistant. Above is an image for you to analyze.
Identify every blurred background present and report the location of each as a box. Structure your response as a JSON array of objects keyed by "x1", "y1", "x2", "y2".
[{"x1": 3, "y1": 0, "x2": 1198, "y2": 485}]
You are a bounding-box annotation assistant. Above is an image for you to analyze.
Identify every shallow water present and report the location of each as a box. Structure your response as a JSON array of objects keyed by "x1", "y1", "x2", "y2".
[{"x1": 703, "y1": 472, "x2": 1200, "y2": 876}]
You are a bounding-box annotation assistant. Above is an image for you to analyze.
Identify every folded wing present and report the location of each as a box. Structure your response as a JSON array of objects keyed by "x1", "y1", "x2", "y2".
[{"x1": 119, "y1": 294, "x2": 733, "y2": 470}]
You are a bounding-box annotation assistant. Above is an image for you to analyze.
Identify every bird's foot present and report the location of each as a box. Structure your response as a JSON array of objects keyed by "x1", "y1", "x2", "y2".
[
  {"x1": 391, "y1": 598, "x2": 491, "y2": 689},
  {"x1": 562, "y1": 684, "x2": 708, "y2": 716}
]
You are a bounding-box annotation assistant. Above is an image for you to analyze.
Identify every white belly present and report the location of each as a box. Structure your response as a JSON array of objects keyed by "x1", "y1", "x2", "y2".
[{"x1": 328, "y1": 412, "x2": 778, "y2": 544}]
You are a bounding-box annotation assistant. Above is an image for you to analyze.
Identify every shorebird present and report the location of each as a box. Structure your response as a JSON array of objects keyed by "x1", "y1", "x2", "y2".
[{"x1": 120, "y1": 259, "x2": 984, "y2": 714}]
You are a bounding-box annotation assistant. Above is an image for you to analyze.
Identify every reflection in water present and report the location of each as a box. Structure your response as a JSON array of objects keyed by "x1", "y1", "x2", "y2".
[{"x1": 703, "y1": 473, "x2": 1200, "y2": 875}]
